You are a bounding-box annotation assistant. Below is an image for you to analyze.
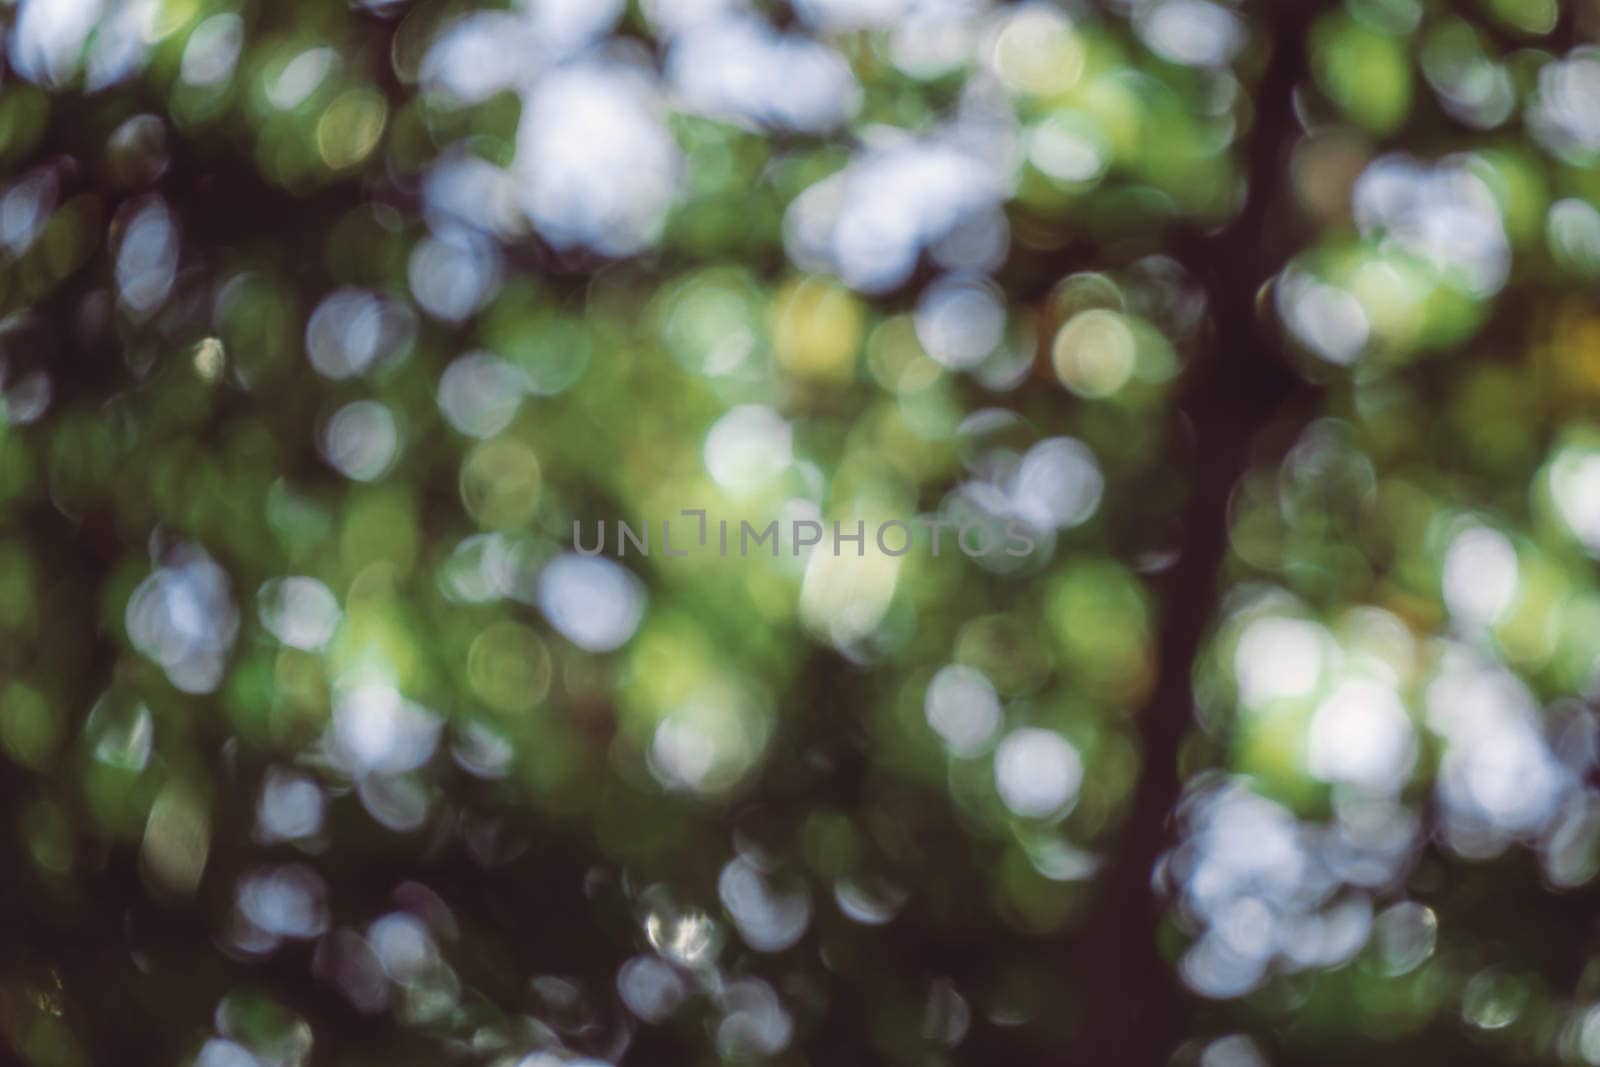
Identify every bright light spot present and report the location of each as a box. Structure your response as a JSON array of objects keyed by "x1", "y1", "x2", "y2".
[
  {"x1": 924, "y1": 664, "x2": 1002, "y2": 756},
  {"x1": 331, "y1": 684, "x2": 442, "y2": 777},
  {"x1": 888, "y1": 4, "x2": 980, "y2": 80},
  {"x1": 257, "y1": 768, "x2": 325, "y2": 842},
  {"x1": 196, "y1": 1040, "x2": 256, "y2": 1067},
  {"x1": 1353, "y1": 154, "x2": 1509, "y2": 297},
  {"x1": 306, "y1": 289, "x2": 416, "y2": 380},
  {"x1": 660, "y1": 274, "x2": 759, "y2": 378},
  {"x1": 1234, "y1": 616, "x2": 1326, "y2": 708},
  {"x1": 0, "y1": 168, "x2": 58, "y2": 255},
  {"x1": 317, "y1": 90, "x2": 387, "y2": 170},
  {"x1": 421, "y1": 12, "x2": 532, "y2": 104},
  {"x1": 1550, "y1": 444, "x2": 1600, "y2": 555},
  {"x1": 268, "y1": 47, "x2": 336, "y2": 110},
  {"x1": 1277, "y1": 269, "x2": 1370, "y2": 366},
  {"x1": 9, "y1": 0, "x2": 104, "y2": 87},
  {"x1": 717, "y1": 977, "x2": 793, "y2": 1058},
  {"x1": 367, "y1": 911, "x2": 437, "y2": 984},
  {"x1": 645, "y1": 907, "x2": 720, "y2": 967},
  {"x1": 1170, "y1": 783, "x2": 1308, "y2": 998},
  {"x1": 419, "y1": 155, "x2": 524, "y2": 241},
  {"x1": 141, "y1": 783, "x2": 210, "y2": 896},
  {"x1": 258, "y1": 576, "x2": 341, "y2": 651},
  {"x1": 513, "y1": 63, "x2": 680, "y2": 256},
  {"x1": 915, "y1": 275, "x2": 1005, "y2": 370},
  {"x1": 618, "y1": 956, "x2": 687, "y2": 1022},
  {"x1": 649, "y1": 682, "x2": 770, "y2": 795},
  {"x1": 1549, "y1": 198, "x2": 1600, "y2": 276},
  {"x1": 668, "y1": 15, "x2": 860, "y2": 132},
  {"x1": 1052, "y1": 309, "x2": 1136, "y2": 396},
  {"x1": 1137, "y1": 0, "x2": 1244, "y2": 69},
  {"x1": 1200, "y1": 1034, "x2": 1267, "y2": 1067},
  {"x1": 1581, "y1": 1004, "x2": 1600, "y2": 1064},
  {"x1": 83, "y1": 0, "x2": 156, "y2": 91},
  {"x1": 641, "y1": 0, "x2": 740, "y2": 35},
  {"x1": 126, "y1": 546, "x2": 238, "y2": 694},
  {"x1": 1442, "y1": 525, "x2": 1518, "y2": 627},
  {"x1": 452, "y1": 721, "x2": 514, "y2": 779},
  {"x1": 1543, "y1": 795, "x2": 1600, "y2": 888},
  {"x1": 1007, "y1": 437, "x2": 1104, "y2": 530},
  {"x1": 704, "y1": 406, "x2": 793, "y2": 494},
  {"x1": 116, "y1": 197, "x2": 178, "y2": 318},
  {"x1": 799, "y1": 534, "x2": 901, "y2": 647},
  {"x1": 237, "y1": 864, "x2": 330, "y2": 939},
  {"x1": 322, "y1": 400, "x2": 400, "y2": 482},
  {"x1": 1428, "y1": 651, "x2": 1569, "y2": 842},
  {"x1": 409, "y1": 228, "x2": 500, "y2": 322},
  {"x1": 785, "y1": 138, "x2": 1007, "y2": 293},
  {"x1": 989, "y1": 7, "x2": 1084, "y2": 96},
  {"x1": 357, "y1": 774, "x2": 430, "y2": 832},
  {"x1": 1452, "y1": 722, "x2": 1563, "y2": 838},
  {"x1": 87, "y1": 692, "x2": 153, "y2": 772},
  {"x1": 181, "y1": 14, "x2": 243, "y2": 88},
  {"x1": 537, "y1": 554, "x2": 645, "y2": 652},
  {"x1": 2, "y1": 370, "x2": 51, "y2": 426},
  {"x1": 833, "y1": 877, "x2": 907, "y2": 925},
  {"x1": 437, "y1": 531, "x2": 543, "y2": 605},
  {"x1": 1463, "y1": 970, "x2": 1525, "y2": 1030},
  {"x1": 719, "y1": 857, "x2": 811, "y2": 952},
  {"x1": 438, "y1": 352, "x2": 527, "y2": 439},
  {"x1": 1307, "y1": 678, "x2": 1415, "y2": 792},
  {"x1": 1422, "y1": 27, "x2": 1514, "y2": 129},
  {"x1": 1531, "y1": 49, "x2": 1600, "y2": 163},
  {"x1": 1374, "y1": 901, "x2": 1436, "y2": 976},
  {"x1": 526, "y1": 0, "x2": 626, "y2": 54},
  {"x1": 994, "y1": 727, "x2": 1082, "y2": 818},
  {"x1": 193, "y1": 337, "x2": 225, "y2": 380},
  {"x1": 1030, "y1": 114, "x2": 1108, "y2": 184}
]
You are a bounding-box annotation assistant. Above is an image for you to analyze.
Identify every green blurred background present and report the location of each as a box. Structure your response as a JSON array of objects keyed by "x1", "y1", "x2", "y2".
[{"x1": 2, "y1": 0, "x2": 1600, "y2": 1064}]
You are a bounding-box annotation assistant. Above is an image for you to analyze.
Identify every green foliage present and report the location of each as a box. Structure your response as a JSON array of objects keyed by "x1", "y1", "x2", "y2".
[{"x1": 1, "y1": 1, "x2": 1600, "y2": 1066}]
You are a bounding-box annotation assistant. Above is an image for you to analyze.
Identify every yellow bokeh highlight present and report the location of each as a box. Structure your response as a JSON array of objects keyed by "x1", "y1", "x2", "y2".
[
  {"x1": 773, "y1": 276, "x2": 864, "y2": 386},
  {"x1": 317, "y1": 89, "x2": 387, "y2": 170}
]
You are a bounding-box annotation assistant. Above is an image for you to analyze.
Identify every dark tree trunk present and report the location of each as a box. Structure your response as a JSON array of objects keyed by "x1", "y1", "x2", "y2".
[{"x1": 1070, "y1": 6, "x2": 1322, "y2": 1063}]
